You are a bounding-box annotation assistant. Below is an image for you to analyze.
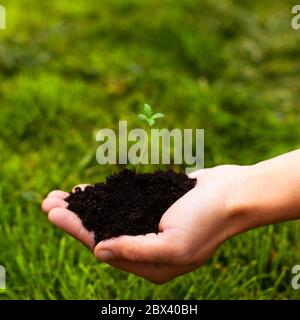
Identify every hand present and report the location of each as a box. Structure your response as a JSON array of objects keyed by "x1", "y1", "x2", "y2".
[
  {"x1": 42, "y1": 150, "x2": 300, "y2": 283},
  {"x1": 41, "y1": 186, "x2": 95, "y2": 251},
  {"x1": 42, "y1": 165, "x2": 245, "y2": 284}
]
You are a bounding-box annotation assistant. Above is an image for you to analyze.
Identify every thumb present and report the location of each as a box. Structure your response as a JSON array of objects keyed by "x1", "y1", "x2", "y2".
[{"x1": 94, "y1": 231, "x2": 179, "y2": 264}]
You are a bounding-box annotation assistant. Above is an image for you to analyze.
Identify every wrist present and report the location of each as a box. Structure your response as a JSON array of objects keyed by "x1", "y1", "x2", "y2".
[
  {"x1": 225, "y1": 164, "x2": 262, "y2": 239},
  {"x1": 226, "y1": 153, "x2": 300, "y2": 238}
]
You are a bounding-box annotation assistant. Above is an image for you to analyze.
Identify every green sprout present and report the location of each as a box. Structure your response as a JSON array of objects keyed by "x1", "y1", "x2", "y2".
[
  {"x1": 136, "y1": 104, "x2": 165, "y2": 173},
  {"x1": 137, "y1": 104, "x2": 165, "y2": 127}
]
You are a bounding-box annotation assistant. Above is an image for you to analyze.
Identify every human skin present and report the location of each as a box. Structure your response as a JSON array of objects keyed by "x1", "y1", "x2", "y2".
[{"x1": 42, "y1": 149, "x2": 300, "y2": 284}]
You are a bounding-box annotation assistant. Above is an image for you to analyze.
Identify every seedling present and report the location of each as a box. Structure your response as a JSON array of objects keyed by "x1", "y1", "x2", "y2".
[
  {"x1": 136, "y1": 104, "x2": 165, "y2": 173},
  {"x1": 66, "y1": 103, "x2": 196, "y2": 245},
  {"x1": 137, "y1": 103, "x2": 165, "y2": 127}
]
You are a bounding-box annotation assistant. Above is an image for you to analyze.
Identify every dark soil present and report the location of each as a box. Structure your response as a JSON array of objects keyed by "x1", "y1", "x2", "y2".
[{"x1": 65, "y1": 169, "x2": 196, "y2": 244}]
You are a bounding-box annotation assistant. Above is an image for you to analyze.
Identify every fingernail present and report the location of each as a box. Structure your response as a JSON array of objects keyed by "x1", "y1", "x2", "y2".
[{"x1": 97, "y1": 250, "x2": 114, "y2": 261}]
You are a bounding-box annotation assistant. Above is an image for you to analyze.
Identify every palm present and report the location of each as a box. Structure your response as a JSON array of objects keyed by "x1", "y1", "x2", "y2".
[{"x1": 42, "y1": 165, "x2": 241, "y2": 283}]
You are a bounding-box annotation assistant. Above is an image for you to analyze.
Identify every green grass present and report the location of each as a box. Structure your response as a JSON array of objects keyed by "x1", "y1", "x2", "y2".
[{"x1": 0, "y1": 0, "x2": 300, "y2": 299}]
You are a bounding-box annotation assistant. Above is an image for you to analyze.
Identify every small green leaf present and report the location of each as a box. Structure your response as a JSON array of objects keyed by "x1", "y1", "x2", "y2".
[
  {"x1": 137, "y1": 114, "x2": 147, "y2": 121},
  {"x1": 144, "y1": 104, "x2": 152, "y2": 117},
  {"x1": 148, "y1": 118, "x2": 155, "y2": 126},
  {"x1": 152, "y1": 112, "x2": 165, "y2": 120}
]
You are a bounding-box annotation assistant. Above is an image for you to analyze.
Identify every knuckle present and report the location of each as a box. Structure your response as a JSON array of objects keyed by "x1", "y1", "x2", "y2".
[
  {"x1": 171, "y1": 242, "x2": 192, "y2": 265},
  {"x1": 122, "y1": 244, "x2": 140, "y2": 262},
  {"x1": 127, "y1": 251, "x2": 139, "y2": 262},
  {"x1": 162, "y1": 233, "x2": 194, "y2": 265}
]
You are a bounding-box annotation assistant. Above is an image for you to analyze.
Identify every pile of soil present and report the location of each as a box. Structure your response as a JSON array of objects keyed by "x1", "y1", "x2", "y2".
[{"x1": 66, "y1": 169, "x2": 196, "y2": 244}]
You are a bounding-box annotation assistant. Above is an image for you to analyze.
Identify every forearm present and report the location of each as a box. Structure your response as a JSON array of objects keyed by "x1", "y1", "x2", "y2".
[{"x1": 230, "y1": 149, "x2": 300, "y2": 236}]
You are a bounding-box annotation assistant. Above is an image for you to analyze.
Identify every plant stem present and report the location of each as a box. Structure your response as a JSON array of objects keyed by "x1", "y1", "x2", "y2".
[{"x1": 136, "y1": 129, "x2": 148, "y2": 174}]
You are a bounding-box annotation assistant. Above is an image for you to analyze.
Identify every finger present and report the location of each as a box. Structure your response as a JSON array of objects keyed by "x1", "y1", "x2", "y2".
[
  {"x1": 48, "y1": 208, "x2": 94, "y2": 250},
  {"x1": 72, "y1": 184, "x2": 90, "y2": 192},
  {"x1": 188, "y1": 169, "x2": 209, "y2": 186},
  {"x1": 188, "y1": 168, "x2": 207, "y2": 179},
  {"x1": 47, "y1": 190, "x2": 69, "y2": 200},
  {"x1": 187, "y1": 171, "x2": 200, "y2": 179},
  {"x1": 42, "y1": 197, "x2": 68, "y2": 213},
  {"x1": 94, "y1": 232, "x2": 179, "y2": 264},
  {"x1": 106, "y1": 259, "x2": 164, "y2": 283},
  {"x1": 104, "y1": 259, "x2": 174, "y2": 284},
  {"x1": 105, "y1": 259, "x2": 193, "y2": 284}
]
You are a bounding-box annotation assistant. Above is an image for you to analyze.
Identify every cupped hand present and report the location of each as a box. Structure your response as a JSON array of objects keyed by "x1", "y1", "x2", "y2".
[
  {"x1": 41, "y1": 185, "x2": 95, "y2": 250},
  {"x1": 42, "y1": 166, "x2": 245, "y2": 284}
]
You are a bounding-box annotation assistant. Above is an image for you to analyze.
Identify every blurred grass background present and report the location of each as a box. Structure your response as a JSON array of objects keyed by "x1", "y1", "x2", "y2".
[{"x1": 0, "y1": 0, "x2": 300, "y2": 299}]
